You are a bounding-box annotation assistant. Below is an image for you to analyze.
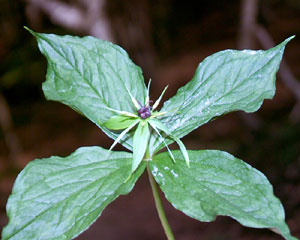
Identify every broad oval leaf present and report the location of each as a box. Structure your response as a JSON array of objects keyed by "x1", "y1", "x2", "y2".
[
  {"x1": 150, "y1": 37, "x2": 294, "y2": 153},
  {"x1": 149, "y1": 150, "x2": 297, "y2": 240},
  {"x1": 2, "y1": 147, "x2": 145, "y2": 240},
  {"x1": 27, "y1": 28, "x2": 146, "y2": 150}
]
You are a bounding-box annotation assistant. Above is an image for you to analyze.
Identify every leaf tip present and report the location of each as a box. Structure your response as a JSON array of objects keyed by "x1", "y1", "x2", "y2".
[
  {"x1": 24, "y1": 26, "x2": 37, "y2": 37},
  {"x1": 286, "y1": 35, "x2": 296, "y2": 42},
  {"x1": 280, "y1": 35, "x2": 295, "y2": 47}
]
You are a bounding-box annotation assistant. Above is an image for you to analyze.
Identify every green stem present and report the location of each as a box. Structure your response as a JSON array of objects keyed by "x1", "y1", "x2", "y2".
[{"x1": 147, "y1": 163, "x2": 175, "y2": 240}]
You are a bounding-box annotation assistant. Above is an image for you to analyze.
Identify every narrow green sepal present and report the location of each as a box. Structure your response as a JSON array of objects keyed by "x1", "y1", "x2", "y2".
[
  {"x1": 173, "y1": 137, "x2": 190, "y2": 167},
  {"x1": 146, "y1": 79, "x2": 152, "y2": 105},
  {"x1": 109, "y1": 120, "x2": 140, "y2": 151},
  {"x1": 132, "y1": 121, "x2": 150, "y2": 172},
  {"x1": 151, "y1": 111, "x2": 167, "y2": 118},
  {"x1": 148, "y1": 120, "x2": 176, "y2": 163},
  {"x1": 125, "y1": 86, "x2": 141, "y2": 110},
  {"x1": 149, "y1": 119, "x2": 190, "y2": 167},
  {"x1": 104, "y1": 106, "x2": 138, "y2": 118},
  {"x1": 104, "y1": 115, "x2": 138, "y2": 130},
  {"x1": 152, "y1": 85, "x2": 168, "y2": 111}
]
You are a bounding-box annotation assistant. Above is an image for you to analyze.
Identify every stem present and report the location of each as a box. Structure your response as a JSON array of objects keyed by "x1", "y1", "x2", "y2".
[{"x1": 147, "y1": 163, "x2": 175, "y2": 240}]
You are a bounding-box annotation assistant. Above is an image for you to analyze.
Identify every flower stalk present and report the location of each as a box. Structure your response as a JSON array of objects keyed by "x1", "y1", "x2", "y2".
[{"x1": 146, "y1": 154, "x2": 175, "y2": 240}]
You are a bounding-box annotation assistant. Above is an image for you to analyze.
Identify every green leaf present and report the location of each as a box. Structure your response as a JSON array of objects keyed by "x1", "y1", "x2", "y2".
[
  {"x1": 132, "y1": 121, "x2": 150, "y2": 172},
  {"x1": 2, "y1": 147, "x2": 146, "y2": 240},
  {"x1": 26, "y1": 28, "x2": 146, "y2": 150},
  {"x1": 103, "y1": 115, "x2": 138, "y2": 130},
  {"x1": 149, "y1": 150, "x2": 297, "y2": 240},
  {"x1": 150, "y1": 37, "x2": 294, "y2": 153}
]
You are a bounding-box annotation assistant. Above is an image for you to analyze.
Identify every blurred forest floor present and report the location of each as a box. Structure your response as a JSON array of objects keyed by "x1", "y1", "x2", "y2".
[{"x1": 0, "y1": 0, "x2": 300, "y2": 239}]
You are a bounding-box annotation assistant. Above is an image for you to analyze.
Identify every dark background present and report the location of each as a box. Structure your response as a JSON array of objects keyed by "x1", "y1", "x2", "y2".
[{"x1": 0, "y1": 0, "x2": 299, "y2": 239}]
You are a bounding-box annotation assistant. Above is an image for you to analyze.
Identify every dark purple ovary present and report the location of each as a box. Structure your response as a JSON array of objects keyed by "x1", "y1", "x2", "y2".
[{"x1": 138, "y1": 106, "x2": 151, "y2": 119}]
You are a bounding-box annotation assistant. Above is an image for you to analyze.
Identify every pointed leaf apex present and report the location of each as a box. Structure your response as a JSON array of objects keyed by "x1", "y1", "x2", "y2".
[
  {"x1": 24, "y1": 26, "x2": 34, "y2": 34},
  {"x1": 24, "y1": 26, "x2": 40, "y2": 38},
  {"x1": 275, "y1": 36, "x2": 295, "y2": 51},
  {"x1": 283, "y1": 35, "x2": 295, "y2": 44}
]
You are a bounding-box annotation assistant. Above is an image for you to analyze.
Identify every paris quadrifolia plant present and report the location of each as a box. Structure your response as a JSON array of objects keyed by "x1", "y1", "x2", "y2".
[{"x1": 2, "y1": 27, "x2": 298, "y2": 240}]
